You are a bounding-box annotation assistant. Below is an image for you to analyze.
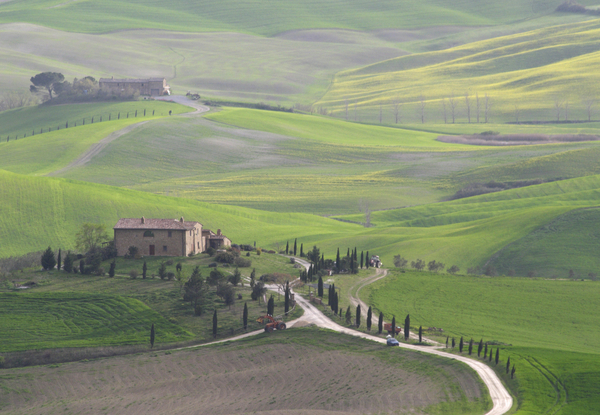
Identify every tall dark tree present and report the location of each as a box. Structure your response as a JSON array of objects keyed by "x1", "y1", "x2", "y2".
[
  {"x1": 391, "y1": 315, "x2": 396, "y2": 338},
  {"x1": 293, "y1": 239, "x2": 297, "y2": 255},
  {"x1": 328, "y1": 284, "x2": 332, "y2": 306},
  {"x1": 366, "y1": 251, "x2": 370, "y2": 269},
  {"x1": 360, "y1": 251, "x2": 364, "y2": 269},
  {"x1": 446, "y1": 336, "x2": 449, "y2": 348},
  {"x1": 243, "y1": 302, "x2": 248, "y2": 330},
  {"x1": 378, "y1": 312, "x2": 384, "y2": 334},
  {"x1": 250, "y1": 268, "x2": 256, "y2": 287},
  {"x1": 300, "y1": 243, "x2": 303, "y2": 257},
  {"x1": 484, "y1": 343, "x2": 488, "y2": 359},
  {"x1": 452, "y1": 337, "x2": 456, "y2": 348},
  {"x1": 404, "y1": 314, "x2": 410, "y2": 341},
  {"x1": 183, "y1": 266, "x2": 207, "y2": 315},
  {"x1": 366, "y1": 306, "x2": 372, "y2": 331},
  {"x1": 495, "y1": 348, "x2": 500, "y2": 365},
  {"x1": 468, "y1": 338, "x2": 474, "y2": 355},
  {"x1": 318, "y1": 276, "x2": 323, "y2": 297},
  {"x1": 489, "y1": 348, "x2": 493, "y2": 362},
  {"x1": 267, "y1": 295, "x2": 275, "y2": 315},
  {"x1": 109, "y1": 260, "x2": 116, "y2": 278},
  {"x1": 333, "y1": 291, "x2": 339, "y2": 315},
  {"x1": 419, "y1": 326, "x2": 423, "y2": 343},
  {"x1": 511, "y1": 365, "x2": 516, "y2": 379},
  {"x1": 142, "y1": 261, "x2": 147, "y2": 279},
  {"x1": 345, "y1": 306, "x2": 352, "y2": 324},
  {"x1": 347, "y1": 248, "x2": 350, "y2": 257},
  {"x1": 63, "y1": 252, "x2": 74, "y2": 273},
  {"x1": 459, "y1": 337, "x2": 464, "y2": 353},
  {"x1": 506, "y1": 356, "x2": 511, "y2": 374},
  {"x1": 150, "y1": 323, "x2": 155, "y2": 348},
  {"x1": 212, "y1": 309, "x2": 218, "y2": 338},
  {"x1": 57, "y1": 249, "x2": 62, "y2": 271},
  {"x1": 284, "y1": 282, "x2": 290, "y2": 313},
  {"x1": 478, "y1": 339, "x2": 483, "y2": 357},
  {"x1": 355, "y1": 304, "x2": 361, "y2": 328},
  {"x1": 285, "y1": 241, "x2": 289, "y2": 254},
  {"x1": 30, "y1": 72, "x2": 64, "y2": 100},
  {"x1": 336, "y1": 248, "x2": 341, "y2": 273},
  {"x1": 41, "y1": 246, "x2": 56, "y2": 270}
]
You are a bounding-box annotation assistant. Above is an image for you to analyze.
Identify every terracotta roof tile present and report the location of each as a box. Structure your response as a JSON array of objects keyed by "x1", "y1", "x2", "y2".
[{"x1": 114, "y1": 218, "x2": 200, "y2": 230}]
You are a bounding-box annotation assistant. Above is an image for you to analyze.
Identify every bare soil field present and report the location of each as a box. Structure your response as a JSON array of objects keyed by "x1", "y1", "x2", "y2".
[
  {"x1": 438, "y1": 133, "x2": 600, "y2": 146},
  {"x1": 0, "y1": 329, "x2": 486, "y2": 415}
]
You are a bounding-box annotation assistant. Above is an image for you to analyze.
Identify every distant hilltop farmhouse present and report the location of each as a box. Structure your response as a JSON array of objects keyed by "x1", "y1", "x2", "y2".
[
  {"x1": 99, "y1": 77, "x2": 170, "y2": 96},
  {"x1": 113, "y1": 217, "x2": 231, "y2": 257}
]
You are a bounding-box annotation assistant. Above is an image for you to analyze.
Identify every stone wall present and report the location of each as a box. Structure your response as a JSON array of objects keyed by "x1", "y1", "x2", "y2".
[{"x1": 114, "y1": 223, "x2": 203, "y2": 257}]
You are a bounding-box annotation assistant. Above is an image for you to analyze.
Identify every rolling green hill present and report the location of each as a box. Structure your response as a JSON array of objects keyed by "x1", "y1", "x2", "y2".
[
  {"x1": 318, "y1": 18, "x2": 600, "y2": 123},
  {"x1": 0, "y1": 0, "x2": 570, "y2": 35}
]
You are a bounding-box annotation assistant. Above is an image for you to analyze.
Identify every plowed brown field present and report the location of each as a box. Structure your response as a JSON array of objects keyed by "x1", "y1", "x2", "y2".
[{"x1": 0, "y1": 329, "x2": 487, "y2": 415}]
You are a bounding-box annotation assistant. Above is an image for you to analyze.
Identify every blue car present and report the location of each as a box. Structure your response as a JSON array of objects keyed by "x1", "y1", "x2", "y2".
[{"x1": 387, "y1": 337, "x2": 400, "y2": 346}]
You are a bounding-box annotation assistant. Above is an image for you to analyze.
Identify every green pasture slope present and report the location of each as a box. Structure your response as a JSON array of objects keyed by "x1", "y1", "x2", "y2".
[
  {"x1": 0, "y1": 0, "x2": 565, "y2": 35},
  {"x1": 318, "y1": 18, "x2": 600, "y2": 123},
  {"x1": 0, "y1": 292, "x2": 191, "y2": 352},
  {"x1": 368, "y1": 271, "x2": 600, "y2": 414}
]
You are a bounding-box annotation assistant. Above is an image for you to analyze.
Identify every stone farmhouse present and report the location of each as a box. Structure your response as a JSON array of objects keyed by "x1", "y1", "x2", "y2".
[
  {"x1": 98, "y1": 77, "x2": 170, "y2": 96},
  {"x1": 113, "y1": 217, "x2": 231, "y2": 257}
]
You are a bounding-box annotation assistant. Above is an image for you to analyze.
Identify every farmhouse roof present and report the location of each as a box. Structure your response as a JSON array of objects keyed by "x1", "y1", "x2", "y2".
[
  {"x1": 114, "y1": 217, "x2": 200, "y2": 231},
  {"x1": 99, "y1": 78, "x2": 165, "y2": 83}
]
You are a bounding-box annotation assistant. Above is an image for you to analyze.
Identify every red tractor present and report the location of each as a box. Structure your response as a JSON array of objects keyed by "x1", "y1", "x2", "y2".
[
  {"x1": 384, "y1": 323, "x2": 402, "y2": 335},
  {"x1": 257, "y1": 315, "x2": 287, "y2": 332}
]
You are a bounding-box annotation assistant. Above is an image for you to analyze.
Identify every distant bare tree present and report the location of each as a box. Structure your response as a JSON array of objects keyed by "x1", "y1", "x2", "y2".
[
  {"x1": 583, "y1": 97, "x2": 595, "y2": 121},
  {"x1": 418, "y1": 95, "x2": 426, "y2": 124},
  {"x1": 514, "y1": 104, "x2": 521, "y2": 123},
  {"x1": 553, "y1": 98, "x2": 563, "y2": 121},
  {"x1": 442, "y1": 99, "x2": 448, "y2": 124},
  {"x1": 465, "y1": 91, "x2": 471, "y2": 123},
  {"x1": 448, "y1": 92, "x2": 457, "y2": 123},
  {"x1": 476, "y1": 92, "x2": 480, "y2": 123},
  {"x1": 484, "y1": 93, "x2": 491, "y2": 123},
  {"x1": 0, "y1": 92, "x2": 36, "y2": 111},
  {"x1": 391, "y1": 97, "x2": 402, "y2": 124}
]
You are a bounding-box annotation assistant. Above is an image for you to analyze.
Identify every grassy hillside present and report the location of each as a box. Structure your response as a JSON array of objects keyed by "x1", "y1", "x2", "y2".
[
  {"x1": 367, "y1": 270, "x2": 600, "y2": 414},
  {"x1": 318, "y1": 19, "x2": 600, "y2": 123},
  {"x1": 0, "y1": 0, "x2": 568, "y2": 35}
]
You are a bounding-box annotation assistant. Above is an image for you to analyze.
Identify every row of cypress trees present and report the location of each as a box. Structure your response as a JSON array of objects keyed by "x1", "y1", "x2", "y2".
[{"x1": 445, "y1": 336, "x2": 516, "y2": 379}]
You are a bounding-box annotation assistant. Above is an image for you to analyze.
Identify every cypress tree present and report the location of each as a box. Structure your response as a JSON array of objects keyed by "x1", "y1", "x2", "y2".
[
  {"x1": 150, "y1": 323, "x2": 155, "y2": 348},
  {"x1": 243, "y1": 302, "x2": 248, "y2": 330},
  {"x1": 446, "y1": 336, "x2": 449, "y2": 348},
  {"x1": 345, "y1": 306, "x2": 352, "y2": 324},
  {"x1": 347, "y1": 248, "x2": 350, "y2": 257},
  {"x1": 284, "y1": 283, "x2": 290, "y2": 313},
  {"x1": 320, "y1": 253, "x2": 324, "y2": 269},
  {"x1": 360, "y1": 251, "x2": 364, "y2": 269},
  {"x1": 511, "y1": 365, "x2": 516, "y2": 379},
  {"x1": 378, "y1": 312, "x2": 384, "y2": 334},
  {"x1": 495, "y1": 348, "x2": 500, "y2": 365},
  {"x1": 336, "y1": 248, "x2": 341, "y2": 273},
  {"x1": 333, "y1": 291, "x2": 338, "y2": 314},
  {"x1": 142, "y1": 261, "x2": 147, "y2": 279},
  {"x1": 506, "y1": 356, "x2": 511, "y2": 374},
  {"x1": 419, "y1": 326, "x2": 423, "y2": 343},
  {"x1": 459, "y1": 337, "x2": 464, "y2": 353},
  {"x1": 350, "y1": 255, "x2": 355, "y2": 274},
  {"x1": 293, "y1": 239, "x2": 297, "y2": 255},
  {"x1": 41, "y1": 246, "x2": 56, "y2": 271},
  {"x1": 391, "y1": 315, "x2": 396, "y2": 338},
  {"x1": 285, "y1": 241, "x2": 289, "y2": 254},
  {"x1": 478, "y1": 339, "x2": 483, "y2": 357},
  {"x1": 57, "y1": 249, "x2": 62, "y2": 271},
  {"x1": 144, "y1": 109, "x2": 146, "y2": 116},
  {"x1": 366, "y1": 306, "x2": 372, "y2": 331},
  {"x1": 355, "y1": 304, "x2": 361, "y2": 328},
  {"x1": 484, "y1": 343, "x2": 488, "y2": 359},
  {"x1": 318, "y1": 276, "x2": 323, "y2": 297},
  {"x1": 153, "y1": 110, "x2": 155, "y2": 116},
  {"x1": 404, "y1": 314, "x2": 410, "y2": 341},
  {"x1": 267, "y1": 295, "x2": 275, "y2": 315},
  {"x1": 328, "y1": 284, "x2": 332, "y2": 306},
  {"x1": 489, "y1": 348, "x2": 493, "y2": 362},
  {"x1": 452, "y1": 337, "x2": 456, "y2": 348},
  {"x1": 366, "y1": 251, "x2": 370, "y2": 268},
  {"x1": 300, "y1": 243, "x2": 303, "y2": 257},
  {"x1": 468, "y1": 338, "x2": 473, "y2": 355},
  {"x1": 109, "y1": 260, "x2": 116, "y2": 278},
  {"x1": 212, "y1": 310, "x2": 218, "y2": 338}
]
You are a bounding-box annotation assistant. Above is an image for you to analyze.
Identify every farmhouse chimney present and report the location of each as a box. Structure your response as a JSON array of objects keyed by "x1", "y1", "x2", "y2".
[
  {"x1": 141, "y1": 216, "x2": 145, "y2": 224},
  {"x1": 217, "y1": 229, "x2": 221, "y2": 236},
  {"x1": 180, "y1": 217, "x2": 184, "y2": 223}
]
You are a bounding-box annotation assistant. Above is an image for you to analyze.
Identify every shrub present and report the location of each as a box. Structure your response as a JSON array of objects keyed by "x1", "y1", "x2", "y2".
[
  {"x1": 290, "y1": 257, "x2": 296, "y2": 264},
  {"x1": 447, "y1": 265, "x2": 460, "y2": 274},
  {"x1": 167, "y1": 272, "x2": 175, "y2": 281},
  {"x1": 256, "y1": 248, "x2": 262, "y2": 256},
  {"x1": 129, "y1": 269, "x2": 138, "y2": 279},
  {"x1": 208, "y1": 262, "x2": 217, "y2": 268},
  {"x1": 158, "y1": 262, "x2": 167, "y2": 280},
  {"x1": 94, "y1": 267, "x2": 105, "y2": 276},
  {"x1": 215, "y1": 251, "x2": 236, "y2": 264},
  {"x1": 166, "y1": 259, "x2": 174, "y2": 266},
  {"x1": 206, "y1": 247, "x2": 216, "y2": 257},
  {"x1": 246, "y1": 252, "x2": 250, "y2": 257},
  {"x1": 126, "y1": 246, "x2": 139, "y2": 259},
  {"x1": 234, "y1": 257, "x2": 251, "y2": 268}
]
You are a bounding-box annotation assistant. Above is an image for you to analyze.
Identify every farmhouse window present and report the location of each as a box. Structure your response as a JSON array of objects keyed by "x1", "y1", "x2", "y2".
[
  {"x1": 168, "y1": 231, "x2": 172, "y2": 237},
  {"x1": 143, "y1": 230, "x2": 154, "y2": 237},
  {"x1": 163, "y1": 245, "x2": 167, "y2": 252}
]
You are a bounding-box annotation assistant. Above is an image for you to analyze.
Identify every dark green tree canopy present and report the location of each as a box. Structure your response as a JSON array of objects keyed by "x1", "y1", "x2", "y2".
[{"x1": 30, "y1": 72, "x2": 65, "y2": 100}]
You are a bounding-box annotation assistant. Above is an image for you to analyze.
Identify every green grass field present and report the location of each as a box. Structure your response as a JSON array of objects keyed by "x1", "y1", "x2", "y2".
[{"x1": 366, "y1": 270, "x2": 600, "y2": 414}]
